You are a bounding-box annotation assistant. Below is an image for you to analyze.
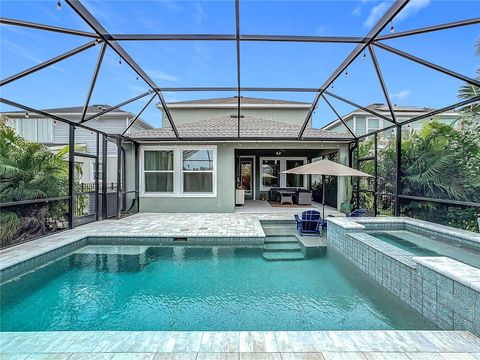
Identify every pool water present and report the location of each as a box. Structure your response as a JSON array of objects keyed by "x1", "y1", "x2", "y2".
[
  {"x1": 0, "y1": 245, "x2": 436, "y2": 332},
  {"x1": 368, "y1": 230, "x2": 480, "y2": 268}
]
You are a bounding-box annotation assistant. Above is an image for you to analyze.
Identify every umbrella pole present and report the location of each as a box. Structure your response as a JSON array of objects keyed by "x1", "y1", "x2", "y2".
[{"x1": 322, "y1": 175, "x2": 326, "y2": 225}]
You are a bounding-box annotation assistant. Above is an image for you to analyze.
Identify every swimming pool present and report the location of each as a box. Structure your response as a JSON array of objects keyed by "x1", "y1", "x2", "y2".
[
  {"x1": 0, "y1": 244, "x2": 436, "y2": 332},
  {"x1": 368, "y1": 230, "x2": 480, "y2": 268}
]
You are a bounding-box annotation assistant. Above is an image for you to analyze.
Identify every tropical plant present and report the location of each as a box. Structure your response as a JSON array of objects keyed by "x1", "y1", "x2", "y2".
[
  {"x1": 354, "y1": 37, "x2": 480, "y2": 231},
  {"x1": 356, "y1": 118, "x2": 480, "y2": 231},
  {"x1": 0, "y1": 117, "x2": 70, "y2": 246},
  {"x1": 458, "y1": 38, "x2": 480, "y2": 116}
]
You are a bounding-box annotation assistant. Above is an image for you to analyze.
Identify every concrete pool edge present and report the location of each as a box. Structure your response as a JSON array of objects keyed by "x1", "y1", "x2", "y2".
[{"x1": 327, "y1": 217, "x2": 480, "y2": 336}]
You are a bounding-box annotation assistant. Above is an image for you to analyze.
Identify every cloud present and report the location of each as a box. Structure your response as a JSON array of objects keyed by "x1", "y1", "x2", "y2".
[
  {"x1": 352, "y1": 6, "x2": 362, "y2": 16},
  {"x1": 147, "y1": 70, "x2": 180, "y2": 83},
  {"x1": 315, "y1": 25, "x2": 328, "y2": 35},
  {"x1": 363, "y1": 2, "x2": 388, "y2": 28},
  {"x1": 159, "y1": 0, "x2": 182, "y2": 12},
  {"x1": 395, "y1": 0, "x2": 431, "y2": 22},
  {"x1": 391, "y1": 90, "x2": 411, "y2": 101},
  {"x1": 193, "y1": 2, "x2": 207, "y2": 30}
]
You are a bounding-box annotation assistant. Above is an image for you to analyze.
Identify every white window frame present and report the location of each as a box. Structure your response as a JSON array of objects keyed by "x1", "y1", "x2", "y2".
[
  {"x1": 143, "y1": 148, "x2": 175, "y2": 194},
  {"x1": 366, "y1": 116, "x2": 381, "y2": 134},
  {"x1": 140, "y1": 145, "x2": 217, "y2": 198},
  {"x1": 181, "y1": 147, "x2": 216, "y2": 196},
  {"x1": 260, "y1": 156, "x2": 307, "y2": 191}
]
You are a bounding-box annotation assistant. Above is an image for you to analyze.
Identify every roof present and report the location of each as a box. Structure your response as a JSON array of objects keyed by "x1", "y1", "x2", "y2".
[
  {"x1": 321, "y1": 103, "x2": 449, "y2": 130},
  {"x1": 163, "y1": 96, "x2": 311, "y2": 109},
  {"x1": 131, "y1": 115, "x2": 352, "y2": 140},
  {"x1": 365, "y1": 103, "x2": 435, "y2": 113},
  {"x1": 2, "y1": 104, "x2": 153, "y2": 129}
]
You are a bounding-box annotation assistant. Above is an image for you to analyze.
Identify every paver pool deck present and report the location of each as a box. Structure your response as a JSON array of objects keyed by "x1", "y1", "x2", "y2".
[
  {"x1": 2, "y1": 330, "x2": 480, "y2": 359},
  {"x1": 2, "y1": 213, "x2": 480, "y2": 357}
]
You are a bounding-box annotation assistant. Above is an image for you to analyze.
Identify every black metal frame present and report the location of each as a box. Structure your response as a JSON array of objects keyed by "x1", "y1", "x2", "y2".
[
  {"x1": 1, "y1": 2, "x2": 477, "y2": 141},
  {"x1": 1, "y1": 0, "x2": 479, "y2": 236}
]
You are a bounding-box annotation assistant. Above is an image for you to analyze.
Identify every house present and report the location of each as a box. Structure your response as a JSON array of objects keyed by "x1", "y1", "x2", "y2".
[
  {"x1": 130, "y1": 96, "x2": 354, "y2": 213},
  {"x1": 2, "y1": 105, "x2": 153, "y2": 185},
  {"x1": 321, "y1": 103, "x2": 461, "y2": 136}
]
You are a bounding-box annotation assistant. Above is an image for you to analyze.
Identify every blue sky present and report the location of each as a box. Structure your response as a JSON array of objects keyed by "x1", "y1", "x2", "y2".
[{"x1": 1, "y1": 0, "x2": 479, "y2": 129}]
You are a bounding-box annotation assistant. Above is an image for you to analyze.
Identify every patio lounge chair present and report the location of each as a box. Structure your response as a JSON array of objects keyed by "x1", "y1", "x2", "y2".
[
  {"x1": 348, "y1": 208, "x2": 367, "y2": 217},
  {"x1": 295, "y1": 210, "x2": 323, "y2": 236}
]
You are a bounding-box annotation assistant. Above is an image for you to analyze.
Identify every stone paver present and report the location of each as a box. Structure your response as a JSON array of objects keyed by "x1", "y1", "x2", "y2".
[{"x1": 2, "y1": 331, "x2": 480, "y2": 357}]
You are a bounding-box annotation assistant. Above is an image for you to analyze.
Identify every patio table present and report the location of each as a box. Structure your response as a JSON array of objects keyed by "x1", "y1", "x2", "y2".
[{"x1": 278, "y1": 190, "x2": 295, "y2": 205}]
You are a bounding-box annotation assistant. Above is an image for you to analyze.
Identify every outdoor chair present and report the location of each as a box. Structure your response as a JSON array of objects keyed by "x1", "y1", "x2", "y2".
[
  {"x1": 293, "y1": 190, "x2": 312, "y2": 205},
  {"x1": 348, "y1": 208, "x2": 367, "y2": 217},
  {"x1": 294, "y1": 210, "x2": 323, "y2": 236}
]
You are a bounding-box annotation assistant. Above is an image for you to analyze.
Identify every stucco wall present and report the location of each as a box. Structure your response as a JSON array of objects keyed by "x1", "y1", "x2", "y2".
[
  {"x1": 135, "y1": 142, "x2": 351, "y2": 213},
  {"x1": 138, "y1": 144, "x2": 235, "y2": 213},
  {"x1": 166, "y1": 108, "x2": 310, "y2": 127}
]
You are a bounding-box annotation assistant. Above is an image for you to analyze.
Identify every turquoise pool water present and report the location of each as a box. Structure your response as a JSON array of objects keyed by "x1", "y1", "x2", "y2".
[
  {"x1": 0, "y1": 245, "x2": 436, "y2": 331},
  {"x1": 368, "y1": 230, "x2": 480, "y2": 268}
]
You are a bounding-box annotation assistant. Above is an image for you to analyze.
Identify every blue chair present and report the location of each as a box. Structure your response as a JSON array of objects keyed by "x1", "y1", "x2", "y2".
[
  {"x1": 294, "y1": 210, "x2": 323, "y2": 236},
  {"x1": 348, "y1": 208, "x2": 367, "y2": 217}
]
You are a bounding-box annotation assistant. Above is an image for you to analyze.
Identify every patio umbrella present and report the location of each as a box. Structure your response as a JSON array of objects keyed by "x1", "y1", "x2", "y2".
[
  {"x1": 262, "y1": 173, "x2": 278, "y2": 178},
  {"x1": 282, "y1": 159, "x2": 372, "y2": 221}
]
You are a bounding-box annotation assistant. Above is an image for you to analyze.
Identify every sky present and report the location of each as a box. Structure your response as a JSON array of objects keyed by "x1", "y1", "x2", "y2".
[{"x1": 0, "y1": 0, "x2": 479, "y2": 129}]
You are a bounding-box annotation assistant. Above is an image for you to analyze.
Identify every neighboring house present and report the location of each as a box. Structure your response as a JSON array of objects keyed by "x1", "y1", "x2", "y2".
[
  {"x1": 321, "y1": 103, "x2": 461, "y2": 136},
  {"x1": 130, "y1": 96, "x2": 354, "y2": 213},
  {"x1": 2, "y1": 105, "x2": 153, "y2": 184}
]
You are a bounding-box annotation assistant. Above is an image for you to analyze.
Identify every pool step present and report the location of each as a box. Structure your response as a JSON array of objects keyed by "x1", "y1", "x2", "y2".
[
  {"x1": 264, "y1": 236, "x2": 299, "y2": 244},
  {"x1": 263, "y1": 243, "x2": 302, "y2": 252},
  {"x1": 262, "y1": 251, "x2": 305, "y2": 261}
]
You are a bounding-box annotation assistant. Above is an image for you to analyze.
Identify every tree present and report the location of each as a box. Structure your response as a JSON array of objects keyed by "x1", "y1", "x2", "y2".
[
  {"x1": 0, "y1": 117, "x2": 70, "y2": 246},
  {"x1": 458, "y1": 38, "x2": 480, "y2": 116}
]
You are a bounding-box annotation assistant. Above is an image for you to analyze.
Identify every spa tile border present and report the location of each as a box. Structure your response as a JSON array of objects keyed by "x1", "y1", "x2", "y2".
[{"x1": 327, "y1": 217, "x2": 480, "y2": 336}]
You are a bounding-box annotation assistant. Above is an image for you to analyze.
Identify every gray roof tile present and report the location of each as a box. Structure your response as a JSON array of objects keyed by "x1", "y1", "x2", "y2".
[
  {"x1": 167, "y1": 96, "x2": 310, "y2": 106},
  {"x1": 131, "y1": 115, "x2": 352, "y2": 140}
]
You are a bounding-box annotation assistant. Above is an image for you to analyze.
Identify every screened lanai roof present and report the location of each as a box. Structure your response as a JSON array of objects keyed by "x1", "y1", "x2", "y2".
[{"x1": 0, "y1": 0, "x2": 479, "y2": 142}]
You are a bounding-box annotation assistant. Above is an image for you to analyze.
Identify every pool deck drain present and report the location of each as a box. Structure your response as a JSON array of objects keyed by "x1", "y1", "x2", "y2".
[{"x1": 1, "y1": 330, "x2": 480, "y2": 358}]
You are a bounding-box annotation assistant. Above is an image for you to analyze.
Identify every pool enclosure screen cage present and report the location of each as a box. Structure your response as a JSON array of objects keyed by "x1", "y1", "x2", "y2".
[{"x1": 0, "y1": 0, "x2": 479, "y2": 245}]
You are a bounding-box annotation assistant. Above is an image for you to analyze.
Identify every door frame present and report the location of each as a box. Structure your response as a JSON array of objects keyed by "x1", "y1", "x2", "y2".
[{"x1": 238, "y1": 156, "x2": 256, "y2": 200}]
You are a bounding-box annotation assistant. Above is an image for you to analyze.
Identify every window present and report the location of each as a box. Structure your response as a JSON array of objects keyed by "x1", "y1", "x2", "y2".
[
  {"x1": 261, "y1": 160, "x2": 280, "y2": 189},
  {"x1": 144, "y1": 150, "x2": 174, "y2": 193},
  {"x1": 368, "y1": 118, "x2": 380, "y2": 132},
  {"x1": 182, "y1": 149, "x2": 213, "y2": 193},
  {"x1": 260, "y1": 157, "x2": 306, "y2": 190},
  {"x1": 141, "y1": 146, "x2": 216, "y2": 197},
  {"x1": 10, "y1": 118, "x2": 53, "y2": 143},
  {"x1": 286, "y1": 160, "x2": 304, "y2": 187}
]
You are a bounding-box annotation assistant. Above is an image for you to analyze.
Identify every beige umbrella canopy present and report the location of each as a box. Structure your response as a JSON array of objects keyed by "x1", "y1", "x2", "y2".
[
  {"x1": 282, "y1": 159, "x2": 372, "y2": 221},
  {"x1": 283, "y1": 159, "x2": 373, "y2": 177}
]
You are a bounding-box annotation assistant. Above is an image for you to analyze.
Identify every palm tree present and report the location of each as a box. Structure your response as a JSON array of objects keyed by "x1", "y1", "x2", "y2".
[
  {"x1": 458, "y1": 38, "x2": 480, "y2": 115},
  {"x1": 0, "y1": 117, "x2": 70, "y2": 246}
]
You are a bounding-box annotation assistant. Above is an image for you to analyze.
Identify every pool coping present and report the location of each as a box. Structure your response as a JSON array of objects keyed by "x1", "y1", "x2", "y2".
[
  {"x1": 329, "y1": 216, "x2": 480, "y2": 249},
  {"x1": 1, "y1": 330, "x2": 480, "y2": 356},
  {"x1": 326, "y1": 217, "x2": 480, "y2": 337},
  {"x1": 328, "y1": 216, "x2": 480, "y2": 292}
]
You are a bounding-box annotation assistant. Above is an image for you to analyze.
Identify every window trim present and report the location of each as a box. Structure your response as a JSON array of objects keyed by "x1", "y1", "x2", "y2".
[
  {"x1": 366, "y1": 116, "x2": 381, "y2": 134},
  {"x1": 181, "y1": 148, "x2": 215, "y2": 195},
  {"x1": 260, "y1": 156, "x2": 307, "y2": 191},
  {"x1": 143, "y1": 149, "x2": 175, "y2": 194},
  {"x1": 140, "y1": 145, "x2": 217, "y2": 198}
]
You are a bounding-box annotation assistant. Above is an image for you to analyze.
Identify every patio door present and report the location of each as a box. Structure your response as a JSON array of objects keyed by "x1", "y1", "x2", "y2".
[{"x1": 240, "y1": 157, "x2": 255, "y2": 199}]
